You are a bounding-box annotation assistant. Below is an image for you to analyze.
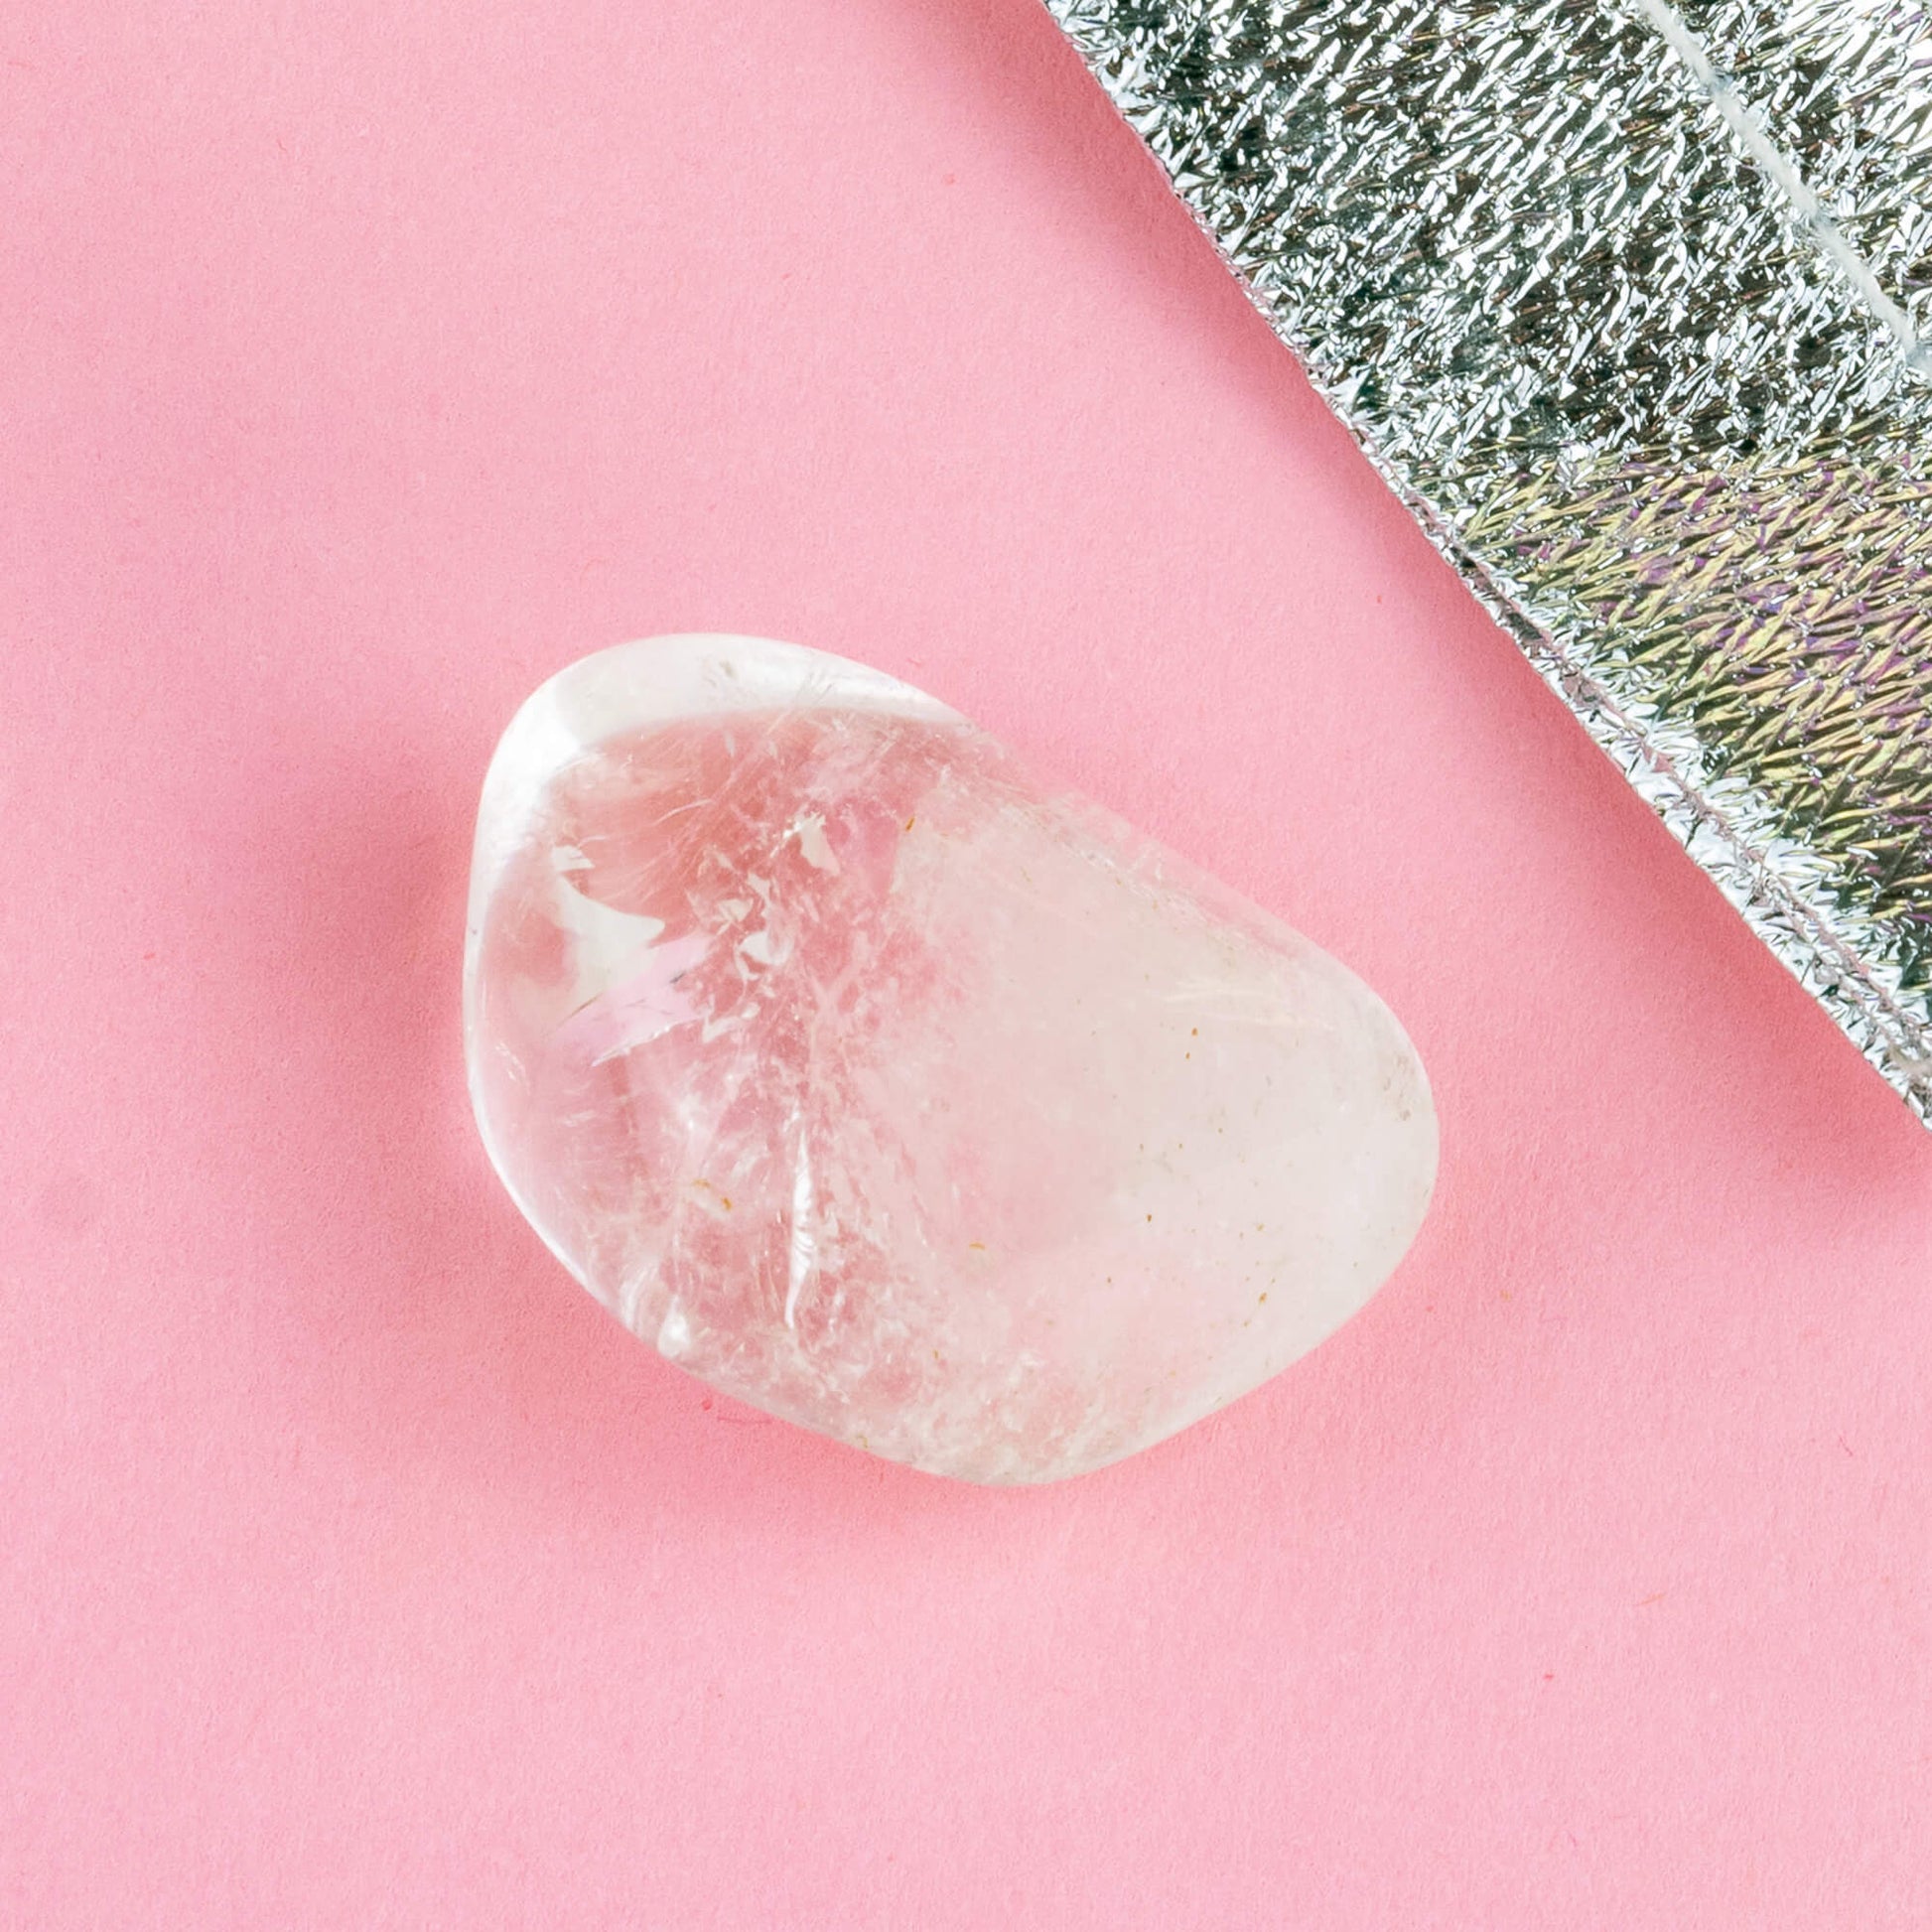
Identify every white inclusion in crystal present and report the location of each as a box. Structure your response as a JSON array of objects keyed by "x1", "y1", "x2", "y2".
[
  {"x1": 550, "y1": 846, "x2": 666, "y2": 1008},
  {"x1": 617, "y1": 1257, "x2": 657, "y2": 1327},
  {"x1": 559, "y1": 929, "x2": 709, "y2": 1067},
  {"x1": 790, "y1": 813, "x2": 842, "y2": 875},
  {"x1": 784, "y1": 1135, "x2": 816, "y2": 1330},
  {"x1": 738, "y1": 928, "x2": 786, "y2": 967},
  {"x1": 656, "y1": 1299, "x2": 692, "y2": 1358}
]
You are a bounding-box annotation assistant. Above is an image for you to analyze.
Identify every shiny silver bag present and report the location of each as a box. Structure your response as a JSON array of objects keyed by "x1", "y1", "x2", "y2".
[{"x1": 1047, "y1": 0, "x2": 1932, "y2": 1117}]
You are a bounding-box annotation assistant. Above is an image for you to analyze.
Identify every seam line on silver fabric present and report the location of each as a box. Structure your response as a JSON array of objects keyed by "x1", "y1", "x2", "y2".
[{"x1": 1632, "y1": 0, "x2": 1932, "y2": 377}]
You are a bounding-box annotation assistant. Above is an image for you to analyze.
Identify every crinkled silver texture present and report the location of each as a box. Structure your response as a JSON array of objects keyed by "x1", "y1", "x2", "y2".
[{"x1": 1045, "y1": 0, "x2": 1932, "y2": 1117}]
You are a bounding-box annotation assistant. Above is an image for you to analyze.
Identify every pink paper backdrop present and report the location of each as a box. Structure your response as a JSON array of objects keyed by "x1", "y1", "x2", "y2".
[{"x1": 6, "y1": 1, "x2": 1931, "y2": 1924}]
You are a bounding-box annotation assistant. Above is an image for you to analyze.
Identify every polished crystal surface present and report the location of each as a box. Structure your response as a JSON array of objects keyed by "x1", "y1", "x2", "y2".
[{"x1": 465, "y1": 635, "x2": 1437, "y2": 1482}]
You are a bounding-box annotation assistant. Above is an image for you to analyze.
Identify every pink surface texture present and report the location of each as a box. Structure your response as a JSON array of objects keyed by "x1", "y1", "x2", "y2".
[{"x1": 4, "y1": 2, "x2": 1930, "y2": 1925}]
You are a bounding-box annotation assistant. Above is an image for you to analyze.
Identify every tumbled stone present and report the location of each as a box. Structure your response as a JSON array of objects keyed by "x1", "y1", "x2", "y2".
[{"x1": 465, "y1": 634, "x2": 1437, "y2": 1482}]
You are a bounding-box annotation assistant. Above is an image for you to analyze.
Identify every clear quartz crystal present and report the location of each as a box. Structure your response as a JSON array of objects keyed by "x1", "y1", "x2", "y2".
[{"x1": 465, "y1": 635, "x2": 1437, "y2": 1483}]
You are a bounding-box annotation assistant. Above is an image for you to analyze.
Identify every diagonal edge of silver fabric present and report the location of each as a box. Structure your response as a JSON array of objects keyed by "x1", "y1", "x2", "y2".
[{"x1": 1045, "y1": 0, "x2": 1932, "y2": 1118}]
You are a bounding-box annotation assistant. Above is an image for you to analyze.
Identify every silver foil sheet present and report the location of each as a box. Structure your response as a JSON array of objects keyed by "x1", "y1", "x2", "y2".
[{"x1": 1044, "y1": 0, "x2": 1932, "y2": 1117}]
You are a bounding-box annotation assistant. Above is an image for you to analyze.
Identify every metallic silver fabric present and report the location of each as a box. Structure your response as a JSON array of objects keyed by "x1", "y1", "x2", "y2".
[{"x1": 1044, "y1": 0, "x2": 1932, "y2": 1117}]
